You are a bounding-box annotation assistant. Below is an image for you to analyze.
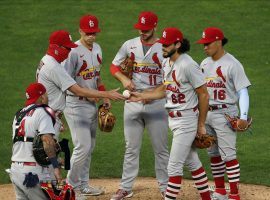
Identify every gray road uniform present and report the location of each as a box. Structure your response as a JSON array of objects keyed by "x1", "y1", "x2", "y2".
[
  {"x1": 10, "y1": 105, "x2": 56, "y2": 200},
  {"x1": 163, "y1": 53, "x2": 205, "y2": 176},
  {"x1": 62, "y1": 41, "x2": 101, "y2": 189},
  {"x1": 200, "y1": 53, "x2": 251, "y2": 161},
  {"x1": 37, "y1": 55, "x2": 76, "y2": 138},
  {"x1": 112, "y1": 37, "x2": 169, "y2": 192}
]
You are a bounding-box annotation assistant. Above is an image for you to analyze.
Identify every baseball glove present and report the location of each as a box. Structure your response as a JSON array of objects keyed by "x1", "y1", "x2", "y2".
[
  {"x1": 32, "y1": 135, "x2": 61, "y2": 167},
  {"x1": 193, "y1": 134, "x2": 216, "y2": 149},
  {"x1": 120, "y1": 57, "x2": 134, "y2": 79},
  {"x1": 98, "y1": 104, "x2": 116, "y2": 132},
  {"x1": 224, "y1": 114, "x2": 252, "y2": 132}
]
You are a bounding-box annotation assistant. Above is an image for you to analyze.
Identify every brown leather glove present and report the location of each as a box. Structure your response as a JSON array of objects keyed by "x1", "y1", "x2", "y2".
[
  {"x1": 120, "y1": 57, "x2": 134, "y2": 79},
  {"x1": 193, "y1": 134, "x2": 216, "y2": 149},
  {"x1": 98, "y1": 104, "x2": 116, "y2": 132},
  {"x1": 224, "y1": 114, "x2": 252, "y2": 132}
]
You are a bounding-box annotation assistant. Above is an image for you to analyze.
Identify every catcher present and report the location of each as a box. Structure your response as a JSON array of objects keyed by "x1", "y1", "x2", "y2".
[{"x1": 9, "y1": 82, "x2": 69, "y2": 200}]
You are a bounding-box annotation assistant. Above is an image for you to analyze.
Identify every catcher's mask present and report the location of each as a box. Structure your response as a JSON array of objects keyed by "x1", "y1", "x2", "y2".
[{"x1": 41, "y1": 181, "x2": 75, "y2": 200}]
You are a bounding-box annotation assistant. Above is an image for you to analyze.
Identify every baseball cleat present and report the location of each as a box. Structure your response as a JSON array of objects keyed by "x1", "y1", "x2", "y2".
[
  {"x1": 211, "y1": 192, "x2": 228, "y2": 200},
  {"x1": 80, "y1": 185, "x2": 105, "y2": 196},
  {"x1": 110, "y1": 189, "x2": 133, "y2": 200}
]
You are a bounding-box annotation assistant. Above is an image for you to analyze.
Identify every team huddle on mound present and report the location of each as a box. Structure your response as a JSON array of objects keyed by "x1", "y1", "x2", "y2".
[{"x1": 9, "y1": 11, "x2": 251, "y2": 200}]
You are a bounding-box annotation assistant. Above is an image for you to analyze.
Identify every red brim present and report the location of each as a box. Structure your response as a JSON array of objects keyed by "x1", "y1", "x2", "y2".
[
  {"x1": 81, "y1": 28, "x2": 101, "y2": 33},
  {"x1": 25, "y1": 97, "x2": 39, "y2": 106},
  {"x1": 64, "y1": 42, "x2": 78, "y2": 48},
  {"x1": 157, "y1": 38, "x2": 174, "y2": 45},
  {"x1": 134, "y1": 23, "x2": 154, "y2": 31},
  {"x1": 196, "y1": 38, "x2": 216, "y2": 44}
]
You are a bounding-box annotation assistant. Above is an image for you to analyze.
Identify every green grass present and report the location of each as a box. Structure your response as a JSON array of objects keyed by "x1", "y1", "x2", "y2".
[{"x1": 0, "y1": 0, "x2": 269, "y2": 185}]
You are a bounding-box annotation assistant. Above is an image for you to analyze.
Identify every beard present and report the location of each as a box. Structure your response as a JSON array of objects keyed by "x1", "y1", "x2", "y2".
[
  {"x1": 163, "y1": 48, "x2": 176, "y2": 58},
  {"x1": 140, "y1": 31, "x2": 154, "y2": 42}
]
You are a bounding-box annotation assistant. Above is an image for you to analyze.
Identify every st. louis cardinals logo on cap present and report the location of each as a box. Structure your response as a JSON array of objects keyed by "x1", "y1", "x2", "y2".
[
  {"x1": 89, "y1": 20, "x2": 95, "y2": 27},
  {"x1": 141, "y1": 17, "x2": 146, "y2": 24},
  {"x1": 202, "y1": 31, "x2": 206, "y2": 38},
  {"x1": 163, "y1": 31, "x2": 167, "y2": 38},
  {"x1": 26, "y1": 92, "x2": 30, "y2": 99},
  {"x1": 80, "y1": 15, "x2": 101, "y2": 33}
]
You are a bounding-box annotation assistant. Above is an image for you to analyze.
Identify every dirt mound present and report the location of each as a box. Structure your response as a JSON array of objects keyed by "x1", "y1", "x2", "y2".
[{"x1": 1, "y1": 177, "x2": 269, "y2": 199}]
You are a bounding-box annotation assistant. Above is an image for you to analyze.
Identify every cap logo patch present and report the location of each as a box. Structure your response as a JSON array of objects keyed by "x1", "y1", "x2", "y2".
[
  {"x1": 202, "y1": 32, "x2": 205, "y2": 38},
  {"x1": 163, "y1": 31, "x2": 166, "y2": 38},
  {"x1": 89, "y1": 20, "x2": 95, "y2": 27},
  {"x1": 216, "y1": 36, "x2": 219, "y2": 39},
  {"x1": 141, "y1": 17, "x2": 145, "y2": 24},
  {"x1": 26, "y1": 92, "x2": 30, "y2": 99}
]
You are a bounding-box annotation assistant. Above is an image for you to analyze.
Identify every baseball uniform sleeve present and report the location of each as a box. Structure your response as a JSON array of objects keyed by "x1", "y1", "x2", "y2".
[
  {"x1": 36, "y1": 109, "x2": 56, "y2": 135},
  {"x1": 112, "y1": 41, "x2": 129, "y2": 66},
  {"x1": 230, "y1": 61, "x2": 251, "y2": 92},
  {"x1": 50, "y1": 66, "x2": 76, "y2": 92},
  {"x1": 63, "y1": 50, "x2": 78, "y2": 79},
  {"x1": 186, "y1": 62, "x2": 206, "y2": 89}
]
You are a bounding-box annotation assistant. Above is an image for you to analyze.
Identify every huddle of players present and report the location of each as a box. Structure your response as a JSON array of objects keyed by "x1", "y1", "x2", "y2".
[{"x1": 10, "y1": 11, "x2": 250, "y2": 200}]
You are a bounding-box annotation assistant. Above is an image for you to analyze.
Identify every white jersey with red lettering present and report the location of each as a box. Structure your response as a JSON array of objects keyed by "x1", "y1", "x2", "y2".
[
  {"x1": 200, "y1": 53, "x2": 251, "y2": 105},
  {"x1": 112, "y1": 37, "x2": 163, "y2": 90},
  {"x1": 11, "y1": 105, "x2": 55, "y2": 163},
  {"x1": 37, "y1": 55, "x2": 76, "y2": 112},
  {"x1": 63, "y1": 40, "x2": 102, "y2": 96},
  {"x1": 62, "y1": 40, "x2": 101, "y2": 189},
  {"x1": 112, "y1": 37, "x2": 169, "y2": 193},
  {"x1": 163, "y1": 53, "x2": 205, "y2": 110}
]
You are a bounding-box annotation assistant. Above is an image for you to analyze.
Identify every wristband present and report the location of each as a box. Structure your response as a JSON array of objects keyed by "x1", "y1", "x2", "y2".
[
  {"x1": 98, "y1": 85, "x2": 106, "y2": 91},
  {"x1": 49, "y1": 157, "x2": 59, "y2": 168}
]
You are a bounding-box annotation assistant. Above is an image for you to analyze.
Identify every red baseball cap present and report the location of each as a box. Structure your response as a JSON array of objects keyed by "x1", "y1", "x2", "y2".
[
  {"x1": 25, "y1": 83, "x2": 46, "y2": 106},
  {"x1": 49, "y1": 30, "x2": 78, "y2": 48},
  {"x1": 158, "y1": 27, "x2": 183, "y2": 45},
  {"x1": 134, "y1": 11, "x2": 158, "y2": 31},
  {"x1": 197, "y1": 27, "x2": 224, "y2": 44},
  {"x1": 80, "y1": 15, "x2": 101, "y2": 33}
]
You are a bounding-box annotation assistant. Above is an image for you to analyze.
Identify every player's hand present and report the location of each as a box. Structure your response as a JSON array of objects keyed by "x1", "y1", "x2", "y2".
[
  {"x1": 127, "y1": 91, "x2": 144, "y2": 102},
  {"x1": 106, "y1": 88, "x2": 126, "y2": 101},
  {"x1": 197, "y1": 124, "x2": 207, "y2": 136},
  {"x1": 54, "y1": 168, "x2": 62, "y2": 183},
  {"x1": 122, "y1": 79, "x2": 136, "y2": 91},
  {"x1": 103, "y1": 98, "x2": 111, "y2": 109}
]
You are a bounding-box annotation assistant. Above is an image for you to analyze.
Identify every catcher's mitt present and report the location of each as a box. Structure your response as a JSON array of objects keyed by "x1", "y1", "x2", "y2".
[
  {"x1": 193, "y1": 134, "x2": 216, "y2": 149},
  {"x1": 98, "y1": 104, "x2": 116, "y2": 132},
  {"x1": 120, "y1": 57, "x2": 134, "y2": 79},
  {"x1": 224, "y1": 114, "x2": 252, "y2": 132},
  {"x1": 32, "y1": 135, "x2": 61, "y2": 167}
]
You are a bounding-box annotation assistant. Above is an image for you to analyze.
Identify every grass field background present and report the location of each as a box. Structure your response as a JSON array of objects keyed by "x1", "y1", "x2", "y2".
[{"x1": 0, "y1": 0, "x2": 269, "y2": 185}]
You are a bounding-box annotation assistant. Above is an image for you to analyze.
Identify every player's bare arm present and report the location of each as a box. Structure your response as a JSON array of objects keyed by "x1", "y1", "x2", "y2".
[
  {"x1": 113, "y1": 71, "x2": 135, "y2": 91},
  {"x1": 41, "y1": 134, "x2": 62, "y2": 182},
  {"x1": 129, "y1": 84, "x2": 166, "y2": 102},
  {"x1": 68, "y1": 83, "x2": 125, "y2": 101},
  {"x1": 195, "y1": 84, "x2": 209, "y2": 135}
]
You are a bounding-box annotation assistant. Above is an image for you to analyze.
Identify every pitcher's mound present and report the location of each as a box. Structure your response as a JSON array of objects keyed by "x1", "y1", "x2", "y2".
[{"x1": 1, "y1": 177, "x2": 269, "y2": 199}]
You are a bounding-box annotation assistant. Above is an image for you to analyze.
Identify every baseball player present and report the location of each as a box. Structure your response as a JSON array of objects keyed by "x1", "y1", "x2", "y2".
[
  {"x1": 10, "y1": 82, "x2": 61, "y2": 200},
  {"x1": 36, "y1": 30, "x2": 125, "y2": 139},
  {"x1": 197, "y1": 27, "x2": 251, "y2": 200},
  {"x1": 110, "y1": 11, "x2": 169, "y2": 199},
  {"x1": 62, "y1": 15, "x2": 107, "y2": 196},
  {"x1": 129, "y1": 27, "x2": 212, "y2": 200}
]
